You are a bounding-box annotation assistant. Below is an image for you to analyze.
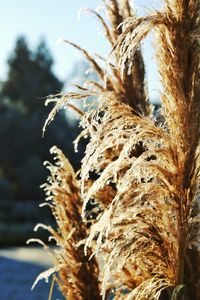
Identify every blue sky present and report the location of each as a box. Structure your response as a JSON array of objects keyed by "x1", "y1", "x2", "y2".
[{"x1": 1, "y1": 0, "x2": 162, "y2": 101}]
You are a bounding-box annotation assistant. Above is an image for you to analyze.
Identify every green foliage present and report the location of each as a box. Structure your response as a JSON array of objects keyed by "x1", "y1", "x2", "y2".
[
  {"x1": 0, "y1": 179, "x2": 14, "y2": 202},
  {"x1": 1, "y1": 36, "x2": 62, "y2": 114},
  {"x1": 0, "y1": 199, "x2": 50, "y2": 246},
  {"x1": 0, "y1": 36, "x2": 85, "y2": 203}
]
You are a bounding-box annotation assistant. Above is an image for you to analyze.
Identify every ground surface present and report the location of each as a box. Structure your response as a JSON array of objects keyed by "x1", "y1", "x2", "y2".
[{"x1": 0, "y1": 247, "x2": 64, "y2": 300}]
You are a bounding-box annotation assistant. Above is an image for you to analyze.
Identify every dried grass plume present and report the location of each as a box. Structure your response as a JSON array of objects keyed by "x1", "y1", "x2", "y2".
[{"x1": 32, "y1": 1, "x2": 200, "y2": 299}]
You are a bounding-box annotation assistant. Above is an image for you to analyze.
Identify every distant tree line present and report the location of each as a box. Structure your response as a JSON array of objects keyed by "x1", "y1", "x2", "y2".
[{"x1": 0, "y1": 36, "x2": 84, "y2": 203}]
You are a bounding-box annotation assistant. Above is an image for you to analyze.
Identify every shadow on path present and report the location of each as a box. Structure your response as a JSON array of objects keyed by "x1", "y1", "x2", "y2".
[{"x1": 0, "y1": 256, "x2": 63, "y2": 300}]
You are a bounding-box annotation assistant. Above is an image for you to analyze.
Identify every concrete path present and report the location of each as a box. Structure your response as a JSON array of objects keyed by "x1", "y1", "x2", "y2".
[{"x1": 0, "y1": 247, "x2": 64, "y2": 300}]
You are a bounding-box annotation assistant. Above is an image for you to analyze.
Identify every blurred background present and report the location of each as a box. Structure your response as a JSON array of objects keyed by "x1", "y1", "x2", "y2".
[{"x1": 0, "y1": 1, "x2": 160, "y2": 299}]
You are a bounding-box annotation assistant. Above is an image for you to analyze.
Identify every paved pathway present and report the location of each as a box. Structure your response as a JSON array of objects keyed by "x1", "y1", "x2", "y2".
[{"x1": 0, "y1": 247, "x2": 64, "y2": 300}]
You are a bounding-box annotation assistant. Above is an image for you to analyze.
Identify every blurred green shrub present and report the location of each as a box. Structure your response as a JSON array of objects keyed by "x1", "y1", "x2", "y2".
[{"x1": 0, "y1": 179, "x2": 14, "y2": 202}]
